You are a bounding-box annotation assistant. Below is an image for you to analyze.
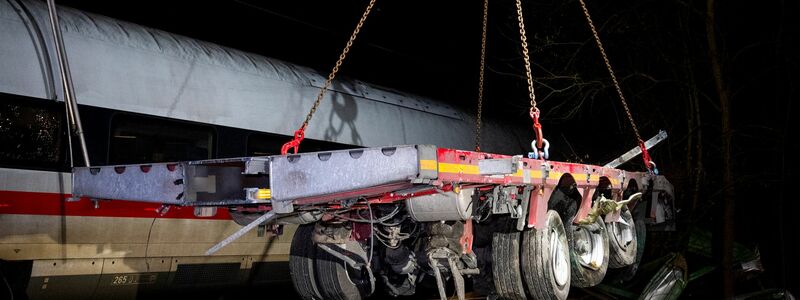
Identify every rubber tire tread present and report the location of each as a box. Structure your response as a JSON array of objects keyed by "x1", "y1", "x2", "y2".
[
  {"x1": 290, "y1": 224, "x2": 323, "y2": 300},
  {"x1": 608, "y1": 209, "x2": 637, "y2": 268},
  {"x1": 315, "y1": 246, "x2": 363, "y2": 300},
  {"x1": 565, "y1": 217, "x2": 609, "y2": 288},
  {"x1": 615, "y1": 201, "x2": 647, "y2": 281},
  {"x1": 492, "y1": 226, "x2": 526, "y2": 300},
  {"x1": 522, "y1": 210, "x2": 570, "y2": 300}
]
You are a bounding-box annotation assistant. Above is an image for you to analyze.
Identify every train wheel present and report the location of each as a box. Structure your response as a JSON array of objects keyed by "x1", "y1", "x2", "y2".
[
  {"x1": 608, "y1": 209, "x2": 638, "y2": 268},
  {"x1": 290, "y1": 224, "x2": 323, "y2": 300},
  {"x1": 521, "y1": 210, "x2": 571, "y2": 300},
  {"x1": 492, "y1": 224, "x2": 527, "y2": 300},
  {"x1": 566, "y1": 217, "x2": 609, "y2": 288},
  {"x1": 315, "y1": 244, "x2": 372, "y2": 300}
]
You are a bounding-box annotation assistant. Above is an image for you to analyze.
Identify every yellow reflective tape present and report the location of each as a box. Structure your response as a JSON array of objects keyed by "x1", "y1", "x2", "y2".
[
  {"x1": 438, "y1": 163, "x2": 480, "y2": 175},
  {"x1": 432, "y1": 160, "x2": 621, "y2": 186},
  {"x1": 256, "y1": 189, "x2": 271, "y2": 200},
  {"x1": 420, "y1": 159, "x2": 438, "y2": 171}
]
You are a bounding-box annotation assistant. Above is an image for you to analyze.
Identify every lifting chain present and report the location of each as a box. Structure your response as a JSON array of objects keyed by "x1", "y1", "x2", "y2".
[
  {"x1": 474, "y1": 0, "x2": 489, "y2": 152},
  {"x1": 281, "y1": 0, "x2": 378, "y2": 155},
  {"x1": 514, "y1": 0, "x2": 548, "y2": 159},
  {"x1": 577, "y1": 0, "x2": 654, "y2": 170}
]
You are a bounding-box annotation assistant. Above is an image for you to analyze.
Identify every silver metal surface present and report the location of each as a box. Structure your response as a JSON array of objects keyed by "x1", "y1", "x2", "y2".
[
  {"x1": 269, "y1": 145, "x2": 420, "y2": 202},
  {"x1": 406, "y1": 189, "x2": 474, "y2": 222},
  {"x1": 552, "y1": 227, "x2": 569, "y2": 287},
  {"x1": 193, "y1": 206, "x2": 217, "y2": 217},
  {"x1": 73, "y1": 145, "x2": 429, "y2": 206},
  {"x1": 611, "y1": 213, "x2": 634, "y2": 249},
  {"x1": 72, "y1": 159, "x2": 271, "y2": 205},
  {"x1": 72, "y1": 163, "x2": 186, "y2": 204},
  {"x1": 205, "y1": 210, "x2": 277, "y2": 255},
  {"x1": 415, "y1": 144, "x2": 438, "y2": 181},
  {"x1": 604, "y1": 130, "x2": 668, "y2": 168},
  {"x1": 490, "y1": 186, "x2": 520, "y2": 217},
  {"x1": 478, "y1": 157, "x2": 519, "y2": 175},
  {"x1": 45, "y1": 0, "x2": 90, "y2": 167},
  {"x1": 244, "y1": 157, "x2": 270, "y2": 174},
  {"x1": 575, "y1": 225, "x2": 605, "y2": 270}
]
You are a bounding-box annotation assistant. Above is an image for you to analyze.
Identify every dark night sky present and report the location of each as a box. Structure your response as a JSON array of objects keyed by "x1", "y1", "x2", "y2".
[{"x1": 52, "y1": 0, "x2": 800, "y2": 296}]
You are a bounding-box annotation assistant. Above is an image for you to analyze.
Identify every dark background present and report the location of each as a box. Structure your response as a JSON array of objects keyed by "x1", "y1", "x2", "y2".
[{"x1": 52, "y1": 0, "x2": 800, "y2": 297}]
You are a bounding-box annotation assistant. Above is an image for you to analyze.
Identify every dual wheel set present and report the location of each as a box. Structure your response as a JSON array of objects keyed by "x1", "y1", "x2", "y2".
[
  {"x1": 288, "y1": 205, "x2": 639, "y2": 300},
  {"x1": 490, "y1": 208, "x2": 638, "y2": 299}
]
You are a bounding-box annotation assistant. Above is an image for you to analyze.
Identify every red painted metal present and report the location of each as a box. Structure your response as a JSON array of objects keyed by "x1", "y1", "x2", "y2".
[
  {"x1": 351, "y1": 222, "x2": 372, "y2": 242},
  {"x1": 0, "y1": 190, "x2": 232, "y2": 220},
  {"x1": 278, "y1": 146, "x2": 652, "y2": 228},
  {"x1": 459, "y1": 218, "x2": 474, "y2": 255},
  {"x1": 527, "y1": 186, "x2": 552, "y2": 229},
  {"x1": 530, "y1": 107, "x2": 544, "y2": 151},
  {"x1": 575, "y1": 187, "x2": 596, "y2": 224},
  {"x1": 639, "y1": 139, "x2": 653, "y2": 171},
  {"x1": 280, "y1": 127, "x2": 306, "y2": 155}
]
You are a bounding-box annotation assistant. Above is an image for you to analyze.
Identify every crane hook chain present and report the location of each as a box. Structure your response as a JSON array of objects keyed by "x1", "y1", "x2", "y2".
[
  {"x1": 281, "y1": 0, "x2": 377, "y2": 155},
  {"x1": 577, "y1": 0, "x2": 654, "y2": 170},
  {"x1": 474, "y1": 0, "x2": 489, "y2": 152},
  {"x1": 515, "y1": 0, "x2": 548, "y2": 159}
]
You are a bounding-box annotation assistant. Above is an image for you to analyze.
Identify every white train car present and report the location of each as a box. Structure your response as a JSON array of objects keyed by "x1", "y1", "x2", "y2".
[{"x1": 0, "y1": 0, "x2": 529, "y2": 298}]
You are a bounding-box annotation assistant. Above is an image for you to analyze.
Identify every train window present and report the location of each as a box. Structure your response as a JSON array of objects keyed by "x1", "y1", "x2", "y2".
[
  {"x1": 0, "y1": 95, "x2": 65, "y2": 170},
  {"x1": 108, "y1": 114, "x2": 214, "y2": 164},
  {"x1": 246, "y1": 133, "x2": 356, "y2": 156}
]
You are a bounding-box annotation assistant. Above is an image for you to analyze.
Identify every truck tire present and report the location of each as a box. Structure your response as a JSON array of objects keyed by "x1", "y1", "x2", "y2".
[
  {"x1": 315, "y1": 245, "x2": 370, "y2": 300},
  {"x1": 492, "y1": 224, "x2": 527, "y2": 300},
  {"x1": 608, "y1": 209, "x2": 637, "y2": 268},
  {"x1": 521, "y1": 210, "x2": 571, "y2": 300},
  {"x1": 290, "y1": 224, "x2": 323, "y2": 300},
  {"x1": 614, "y1": 200, "x2": 647, "y2": 281},
  {"x1": 566, "y1": 217, "x2": 609, "y2": 288}
]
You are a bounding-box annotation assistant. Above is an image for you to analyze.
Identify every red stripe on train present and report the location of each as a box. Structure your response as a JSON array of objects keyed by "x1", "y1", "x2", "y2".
[{"x1": 0, "y1": 190, "x2": 232, "y2": 220}]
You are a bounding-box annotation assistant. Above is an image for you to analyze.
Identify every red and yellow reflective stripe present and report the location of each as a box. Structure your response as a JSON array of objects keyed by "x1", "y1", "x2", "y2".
[{"x1": 421, "y1": 160, "x2": 619, "y2": 185}]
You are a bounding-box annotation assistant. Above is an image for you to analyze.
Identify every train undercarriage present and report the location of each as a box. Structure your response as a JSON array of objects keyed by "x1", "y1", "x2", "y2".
[{"x1": 71, "y1": 144, "x2": 674, "y2": 299}]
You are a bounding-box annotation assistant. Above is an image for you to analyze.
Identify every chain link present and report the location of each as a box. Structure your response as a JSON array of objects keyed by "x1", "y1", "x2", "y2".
[
  {"x1": 474, "y1": 0, "x2": 489, "y2": 151},
  {"x1": 300, "y1": 0, "x2": 377, "y2": 130},
  {"x1": 577, "y1": 0, "x2": 642, "y2": 142},
  {"x1": 514, "y1": 0, "x2": 537, "y2": 112}
]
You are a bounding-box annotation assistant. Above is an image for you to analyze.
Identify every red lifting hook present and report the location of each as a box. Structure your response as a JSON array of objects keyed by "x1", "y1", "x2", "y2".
[
  {"x1": 530, "y1": 108, "x2": 544, "y2": 150},
  {"x1": 638, "y1": 139, "x2": 654, "y2": 170},
  {"x1": 280, "y1": 127, "x2": 306, "y2": 155}
]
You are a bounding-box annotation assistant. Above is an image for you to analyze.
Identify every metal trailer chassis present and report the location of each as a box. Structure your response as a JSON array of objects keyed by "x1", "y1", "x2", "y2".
[{"x1": 72, "y1": 144, "x2": 674, "y2": 300}]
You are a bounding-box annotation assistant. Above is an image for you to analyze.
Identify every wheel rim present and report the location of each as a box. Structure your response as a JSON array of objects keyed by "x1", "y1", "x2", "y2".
[
  {"x1": 611, "y1": 214, "x2": 634, "y2": 249},
  {"x1": 574, "y1": 225, "x2": 605, "y2": 270},
  {"x1": 550, "y1": 227, "x2": 569, "y2": 286}
]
